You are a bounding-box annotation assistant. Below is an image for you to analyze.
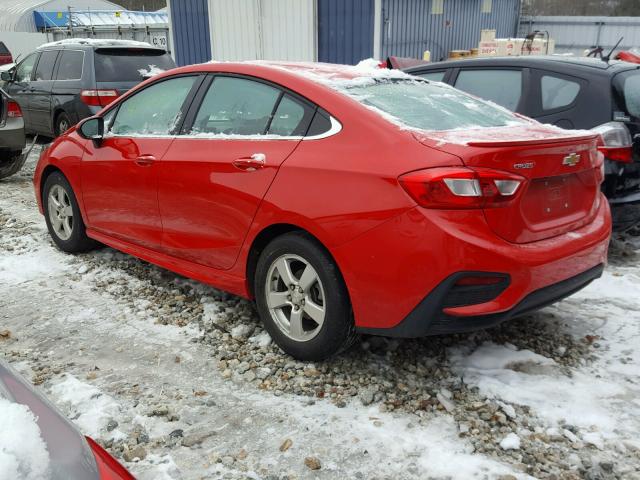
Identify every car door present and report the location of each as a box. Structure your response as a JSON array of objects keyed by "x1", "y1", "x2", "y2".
[
  {"x1": 29, "y1": 49, "x2": 59, "y2": 134},
  {"x1": 80, "y1": 74, "x2": 201, "y2": 250},
  {"x1": 6, "y1": 52, "x2": 39, "y2": 129},
  {"x1": 451, "y1": 68, "x2": 528, "y2": 113},
  {"x1": 158, "y1": 74, "x2": 315, "y2": 270}
]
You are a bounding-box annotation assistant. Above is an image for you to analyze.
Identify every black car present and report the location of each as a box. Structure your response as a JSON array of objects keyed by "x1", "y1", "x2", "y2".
[
  {"x1": 406, "y1": 56, "x2": 640, "y2": 231},
  {"x1": 0, "y1": 39, "x2": 175, "y2": 138}
]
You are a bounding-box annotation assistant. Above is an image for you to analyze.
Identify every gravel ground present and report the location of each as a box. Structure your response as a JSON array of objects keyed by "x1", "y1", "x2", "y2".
[{"x1": 1, "y1": 145, "x2": 640, "y2": 479}]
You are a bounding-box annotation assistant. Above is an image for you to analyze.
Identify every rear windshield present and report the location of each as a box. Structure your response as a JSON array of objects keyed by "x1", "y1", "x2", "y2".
[
  {"x1": 342, "y1": 79, "x2": 524, "y2": 131},
  {"x1": 94, "y1": 49, "x2": 175, "y2": 82},
  {"x1": 614, "y1": 69, "x2": 640, "y2": 119},
  {"x1": 0, "y1": 42, "x2": 9, "y2": 55}
]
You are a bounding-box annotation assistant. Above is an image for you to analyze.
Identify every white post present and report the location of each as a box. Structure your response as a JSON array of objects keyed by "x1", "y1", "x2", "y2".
[{"x1": 373, "y1": 0, "x2": 382, "y2": 60}]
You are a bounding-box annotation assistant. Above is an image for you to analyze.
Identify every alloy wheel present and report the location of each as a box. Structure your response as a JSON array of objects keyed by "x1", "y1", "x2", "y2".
[
  {"x1": 47, "y1": 184, "x2": 73, "y2": 240},
  {"x1": 265, "y1": 254, "x2": 326, "y2": 342}
]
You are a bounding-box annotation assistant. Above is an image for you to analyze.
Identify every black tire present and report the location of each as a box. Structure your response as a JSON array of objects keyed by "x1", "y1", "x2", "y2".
[
  {"x1": 42, "y1": 171, "x2": 98, "y2": 253},
  {"x1": 254, "y1": 232, "x2": 357, "y2": 361},
  {"x1": 54, "y1": 112, "x2": 72, "y2": 137},
  {"x1": 0, "y1": 151, "x2": 26, "y2": 180}
]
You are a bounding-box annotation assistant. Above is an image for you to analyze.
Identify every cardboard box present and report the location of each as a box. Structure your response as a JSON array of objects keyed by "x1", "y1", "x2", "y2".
[
  {"x1": 478, "y1": 40, "x2": 498, "y2": 57},
  {"x1": 480, "y1": 29, "x2": 496, "y2": 42}
]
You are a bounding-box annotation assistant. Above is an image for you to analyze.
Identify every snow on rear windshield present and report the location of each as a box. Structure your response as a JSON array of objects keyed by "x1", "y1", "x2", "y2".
[{"x1": 343, "y1": 79, "x2": 525, "y2": 132}]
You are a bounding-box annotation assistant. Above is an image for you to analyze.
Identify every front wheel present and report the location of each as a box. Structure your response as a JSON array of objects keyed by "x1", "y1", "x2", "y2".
[
  {"x1": 254, "y1": 232, "x2": 356, "y2": 361},
  {"x1": 42, "y1": 172, "x2": 98, "y2": 252}
]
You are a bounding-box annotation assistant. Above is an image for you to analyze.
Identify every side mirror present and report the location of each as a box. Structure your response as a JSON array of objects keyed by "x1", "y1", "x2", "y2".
[
  {"x1": 0, "y1": 71, "x2": 12, "y2": 82},
  {"x1": 78, "y1": 116, "x2": 104, "y2": 144}
]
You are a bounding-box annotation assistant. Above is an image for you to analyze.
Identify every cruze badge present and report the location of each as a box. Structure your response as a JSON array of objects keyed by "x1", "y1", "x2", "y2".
[
  {"x1": 513, "y1": 162, "x2": 535, "y2": 169},
  {"x1": 563, "y1": 153, "x2": 581, "y2": 167}
]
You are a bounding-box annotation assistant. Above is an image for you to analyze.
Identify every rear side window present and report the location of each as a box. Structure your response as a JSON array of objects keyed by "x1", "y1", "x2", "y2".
[
  {"x1": 56, "y1": 51, "x2": 84, "y2": 80},
  {"x1": 111, "y1": 76, "x2": 197, "y2": 136},
  {"x1": 0, "y1": 42, "x2": 9, "y2": 55},
  {"x1": 615, "y1": 70, "x2": 640, "y2": 119},
  {"x1": 192, "y1": 77, "x2": 281, "y2": 135},
  {"x1": 455, "y1": 69, "x2": 522, "y2": 111},
  {"x1": 15, "y1": 53, "x2": 38, "y2": 82},
  {"x1": 541, "y1": 75, "x2": 580, "y2": 110},
  {"x1": 417, "y1": 71, "x2": 446, "y2": 82},
  {"x1": 268, "y1": 94, "x2": 307, "y2": 136},
  {"x1": 34, "y1": 50, "x2": 59, "y2": 81},
  {"x1": 94, "y1": 49, "x2": 175, "y2": 82}
]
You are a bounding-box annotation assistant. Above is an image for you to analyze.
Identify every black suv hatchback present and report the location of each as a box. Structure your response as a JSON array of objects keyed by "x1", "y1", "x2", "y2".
[
  {"x1": 0, "y1": 39, "x2": 175, "y2": 138},
  {"x1": 406, "y1": 56, "x2": 640, "y2": 231}
]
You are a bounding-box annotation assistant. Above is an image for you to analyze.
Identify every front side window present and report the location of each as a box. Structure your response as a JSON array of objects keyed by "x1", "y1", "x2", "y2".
[
  {"x1": 192, "y1": 77, "x2": 281, "y2": 135},
  {"x1": 110, "y1": 76, "x2": 197, "y2": 136},
  {"x1": 55, "y1": 51, "x2": 84, "y2": 80},
  {"x1": 343, "y1": 79, "x2": 523, "y2": 131},
  {"x1": 541, "y1": 74, "x2": 581, "y2": 111},
  {"x1": 34, "y1": 50, "x2": 59, "y2": 81},
  {"x1": 455, "y1": 69, "x2": 522, "y2": 111},
  {"x1": 15, "y1": 53, "x2": 38, "y2": 83}
]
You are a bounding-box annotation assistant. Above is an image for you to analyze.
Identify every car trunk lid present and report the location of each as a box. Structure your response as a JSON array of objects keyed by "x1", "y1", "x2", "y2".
[{"x1": 414, "y1": 124, "x2": 603, "y2": 243}]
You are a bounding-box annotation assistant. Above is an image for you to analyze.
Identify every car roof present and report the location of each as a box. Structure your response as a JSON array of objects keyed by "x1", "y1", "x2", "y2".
[
  {"x1": 405, "y1": 55, "x2": 640, "y2": 76},
  {"x1": 36, "y1": 38, "x2": 164, "y2": 52}
]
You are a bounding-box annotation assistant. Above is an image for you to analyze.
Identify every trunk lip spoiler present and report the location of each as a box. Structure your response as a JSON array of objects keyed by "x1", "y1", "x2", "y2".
[{"x1": 464, "y1": 133, "x2": 599, "y2": 148}]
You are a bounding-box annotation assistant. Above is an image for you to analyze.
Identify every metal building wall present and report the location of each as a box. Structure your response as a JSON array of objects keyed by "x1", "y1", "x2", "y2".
[
  {"x1": 208, "y1": 0, "x2": 315, "y2": 61},
  {"x1": 519, "y1": 16, "x2": 640, "y2": 56},
  {"x1": 317, "y1": 0, "x2": 375, "y2": 65},
  {"x1": 169, "y1": 0, "x2": 211, "y2": 66},
  {"x1": 380, "y1": 0, "x2": 520, "y2": 61}
]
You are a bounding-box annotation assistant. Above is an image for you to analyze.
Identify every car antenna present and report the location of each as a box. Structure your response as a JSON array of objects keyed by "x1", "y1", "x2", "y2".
[{"x1": 602, "y1": 37, "x2": 624, "y2": 63}]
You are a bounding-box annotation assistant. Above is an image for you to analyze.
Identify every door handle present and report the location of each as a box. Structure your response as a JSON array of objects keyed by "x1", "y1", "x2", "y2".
[
  {"x1": 135, "y1": 154, "x2": 156, "y2": 166},
  {"x1": 232, "y1": 153, "x2": 266, "y2": 171}
]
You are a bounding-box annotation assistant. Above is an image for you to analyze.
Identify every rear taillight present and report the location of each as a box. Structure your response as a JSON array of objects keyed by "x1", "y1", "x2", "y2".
[
  {"x1": 592, "y1": 121, "x2": 633, "y2": 164},
  {"x1": 399, "y1": 167, "x2": 525, "y2": 209},
  {"x1": 80, "y1": 89, "x2": 119, "y2": 107},
  {"x1": 6, "y1": 101, "x2": 22, "y2": 118}
]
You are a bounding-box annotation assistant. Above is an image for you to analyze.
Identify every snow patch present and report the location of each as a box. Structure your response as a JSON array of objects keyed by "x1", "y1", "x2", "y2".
[
  {"x1": 499, "y1": 433, "x2": 521, "y2": 450},
  {"x1": 39, "y1": 38, "x2": 152, "y2": 49},
  {"x1": 0, "y1": 398, "x2": 50, "y2": 480},
  {"x1": 49, "y1": 375, "x2": 122, "y2": 438},
  {"x1": 138, "y1": 64, "x2": 166, "y2": 78}
]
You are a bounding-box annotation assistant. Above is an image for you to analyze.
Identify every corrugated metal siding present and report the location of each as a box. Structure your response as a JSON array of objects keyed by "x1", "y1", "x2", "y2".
[
  {"x1": 381, "y1": 0, "x2": 519, "y2": 61},
  {"x1": 519, "y1": 16, "x2": 640, "y2": 56},
  {"x1": 317, "y1": 0, "x2": 375, "y2": 65},
  {"x1": 208, "y1": 0, "x2": 314, "y2": 61},
  {"x1": 169, "y1": 0, "x2": 211, "y2": 66}
]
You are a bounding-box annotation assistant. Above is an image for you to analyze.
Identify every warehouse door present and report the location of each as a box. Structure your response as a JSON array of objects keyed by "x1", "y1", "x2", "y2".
[{"x1": 208, "y1": 0, "x2": 315, "y2": 61}]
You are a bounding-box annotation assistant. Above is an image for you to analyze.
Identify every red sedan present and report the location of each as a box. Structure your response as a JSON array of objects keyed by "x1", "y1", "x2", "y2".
[{"x1": 33, "y1": 61, "x2": 611, "y2": 360}]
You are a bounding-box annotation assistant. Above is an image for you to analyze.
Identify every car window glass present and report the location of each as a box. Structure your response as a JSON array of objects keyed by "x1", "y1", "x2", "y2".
[
  {"x1": 417, "y1": 71, "x2": 446, "y2": 82},
  {"x1": 345, "y1": 79, "x2": 523, "y2": 131},
  {"x1": 541, "y1": 75, "x2": 580, "y2": 110},
  {"x1": 455, "y1": 69, "x2": 522, "y2": 110},
  {"x1": 15, "y1": 53, "x2": 38, "y2": 83},
  {"x1": 110, "y1": 76, "x2": 196, "y2": 136},
  {"x1": 192, "y1": 77, "x2": 281, "y2": 135},
  {"x1": 621, "y1": 72, "x2": 640, "y2": 118},
  {"x1": 0, "y1": 42, "x2": 10, "y2": 55},
  {"x1": 268, "y1": 94, "x2": 306, "y2": 136},
  {"x1": 94, "y1": 49, "x2": 176, "y2": 82},
  {"x1": 55, "y1": 51, "x2": 84, "y2": 81},
  {"x1": 34, "y1": 50, "x2": 58, "y2": 81}
]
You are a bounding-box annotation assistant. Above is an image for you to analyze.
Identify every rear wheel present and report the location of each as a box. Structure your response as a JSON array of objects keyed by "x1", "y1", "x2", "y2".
[
  {"x1": 254, "y1": 232, "x2": 356, "y2": 360},
  {"x1": 54, "y1": 112, "x2": 72, "y2": 137},
  {"x1": 0, "y1": 151, "x2": 26, "y2": 180},
  {"x1": 43, "y1": 172, "x2": 98, "y2": 252}
]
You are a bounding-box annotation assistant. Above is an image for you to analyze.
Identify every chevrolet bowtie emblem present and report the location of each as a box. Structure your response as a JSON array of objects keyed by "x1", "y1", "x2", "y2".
[{"x1": 562, "y1": 153, "x2": 581, "y2": 167}]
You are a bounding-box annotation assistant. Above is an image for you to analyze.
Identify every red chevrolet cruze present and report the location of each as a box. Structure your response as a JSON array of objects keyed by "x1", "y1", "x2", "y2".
[{"x1": 34, "y1": 61, "x2": 611, "y2": 360}]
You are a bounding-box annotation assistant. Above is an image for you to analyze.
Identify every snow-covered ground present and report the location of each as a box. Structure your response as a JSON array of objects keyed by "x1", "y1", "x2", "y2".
[{"x1": 1, "y1": 146, "x2": 639, "y2": 479}]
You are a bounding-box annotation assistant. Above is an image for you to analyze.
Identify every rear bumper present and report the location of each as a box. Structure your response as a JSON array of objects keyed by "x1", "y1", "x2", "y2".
[
  {"x1": 358, "y1": 264, "x2": 604, "y2": 337},
  {"x1": 334, "y1": 195, "x2": 611, "y2": 334},
  {"x1": 0, "y1": 118, "x2": 25, "y2": 152}
]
